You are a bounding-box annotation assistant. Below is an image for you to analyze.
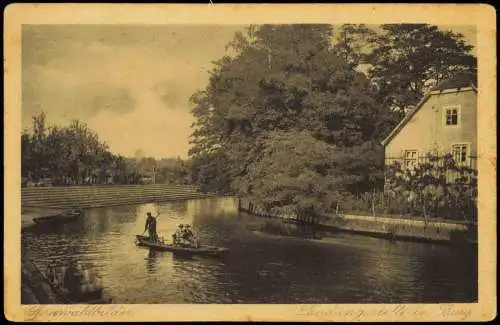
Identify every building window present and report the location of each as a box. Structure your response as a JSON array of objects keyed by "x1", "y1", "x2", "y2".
[
  {"x1": 452, "y1": 144, "x2": 469, "y2": 165},
  {"x1": 403, "y1": 150, "x2": 419, "y2": 169},
  {"x1": 444, "y1": 106, "x2": 460, "y2": 126}
]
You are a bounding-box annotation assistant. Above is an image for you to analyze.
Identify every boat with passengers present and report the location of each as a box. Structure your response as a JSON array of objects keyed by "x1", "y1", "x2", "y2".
[{"x1": 135, "y1": 223, "x2": 228, "y2": 257}]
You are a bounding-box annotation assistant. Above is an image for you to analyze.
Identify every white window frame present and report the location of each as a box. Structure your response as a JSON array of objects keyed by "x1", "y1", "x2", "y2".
[
  {"x1": 402, "y1": 149, "x2": 419, "y2": 169},
  {"x1": 451, "y1": 143, "x2": 471, "y2": 166},
  {"x1": 443, "y1": 105, "x2": 461, "y2": 127}
]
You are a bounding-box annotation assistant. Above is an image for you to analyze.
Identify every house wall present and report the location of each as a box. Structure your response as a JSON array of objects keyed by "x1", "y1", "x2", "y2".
[{"x1": 385, "y1": 89, "x2": 477, "y2": 159}]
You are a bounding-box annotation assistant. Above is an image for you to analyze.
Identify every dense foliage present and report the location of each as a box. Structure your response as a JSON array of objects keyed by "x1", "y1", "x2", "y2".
[
  {"x1": 383, "y1": 154, "x2": 477, "y2": 222},
  {"x1": 154, "y1": 157, "x2": 191, "y2": 185},
  {"x1": 338, "y1": 154, "x2": 478, "y2": 223},
  {"x1": 188, "y1": 24, "x2": 477, "y2": 215}
]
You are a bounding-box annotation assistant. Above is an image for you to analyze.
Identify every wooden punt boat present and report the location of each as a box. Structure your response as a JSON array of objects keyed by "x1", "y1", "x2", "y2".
[
  {"x1": 33, "y1": 210, "x2": 82, "y2": 225},
  {"x1": 135, "y1": 235, "x2": 228, "y2": 257}
]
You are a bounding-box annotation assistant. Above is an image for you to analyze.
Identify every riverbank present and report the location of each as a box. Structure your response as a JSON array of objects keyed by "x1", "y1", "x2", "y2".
[
  {"x1": 21, "y1": 257, "x2": 61, "y2": 304},
  {"x1": 238, "y1": 198, "x2": 476, "y2": 245}
]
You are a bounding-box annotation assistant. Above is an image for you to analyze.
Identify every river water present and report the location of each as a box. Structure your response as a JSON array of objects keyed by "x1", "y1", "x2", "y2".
[{"x1": 21, "y1": 197, "x2": 477, "y2": 304}]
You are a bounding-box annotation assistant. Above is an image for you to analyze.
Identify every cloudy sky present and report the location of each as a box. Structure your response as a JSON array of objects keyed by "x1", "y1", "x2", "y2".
[{"x1": 22, "y1": 24, "x2": 476, "y2": 159}]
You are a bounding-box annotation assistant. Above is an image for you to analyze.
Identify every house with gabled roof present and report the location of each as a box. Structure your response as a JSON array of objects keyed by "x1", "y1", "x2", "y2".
[{"x1": 381, "y1": 71, "x2": 478, "y2": 172}]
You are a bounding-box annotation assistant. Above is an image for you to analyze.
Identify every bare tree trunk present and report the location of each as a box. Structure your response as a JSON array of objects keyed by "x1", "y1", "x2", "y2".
[
  {"x1": 421, "y1": 192, "x2": 428, "y2": 225},
  {"x1": 371, "y1": 191, "x2": 376, "y2": 217}
]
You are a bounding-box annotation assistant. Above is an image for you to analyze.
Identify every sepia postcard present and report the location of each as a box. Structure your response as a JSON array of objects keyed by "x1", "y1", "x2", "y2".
[{"x1": 4, "y1": 3, "x2": 497, "y2": 322}]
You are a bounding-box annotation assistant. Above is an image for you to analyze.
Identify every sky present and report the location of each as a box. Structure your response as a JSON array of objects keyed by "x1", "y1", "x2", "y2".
[{"x1": 22, "y1": 24, "x2": 477, "y2": 159}]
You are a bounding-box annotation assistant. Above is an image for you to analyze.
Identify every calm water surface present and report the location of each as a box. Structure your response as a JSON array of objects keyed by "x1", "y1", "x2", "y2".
[{"x1": 21, "y1": 197, "x2": 477, "y2": 303}]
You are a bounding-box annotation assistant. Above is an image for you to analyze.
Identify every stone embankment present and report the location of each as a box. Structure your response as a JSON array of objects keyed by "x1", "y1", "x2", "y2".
[
  {"x1": 238, "y1": 198, "x2": 475, "y2": 244},
  {"x1": 22, "y1": 184, "x2": 215, "y2": 209}
]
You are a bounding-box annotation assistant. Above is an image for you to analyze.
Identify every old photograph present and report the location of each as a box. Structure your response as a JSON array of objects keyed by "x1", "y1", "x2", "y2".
[{"x1": 4, "y1": 3, "x2": 496, "y2": 322}]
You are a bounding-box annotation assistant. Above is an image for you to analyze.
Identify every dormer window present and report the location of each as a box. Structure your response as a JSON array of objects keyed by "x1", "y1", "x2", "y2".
[{"x1": 443, "y1": 105, "x2": 461, "y2": 126}]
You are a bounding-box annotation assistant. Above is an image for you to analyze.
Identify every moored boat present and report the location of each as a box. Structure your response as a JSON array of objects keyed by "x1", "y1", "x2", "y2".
[
  {"x1": 33, "y1": 209, "x2": 82, "y2": 225},
  {"x1": 135, "y1": 235, "x2": 228, "y2": 257}
]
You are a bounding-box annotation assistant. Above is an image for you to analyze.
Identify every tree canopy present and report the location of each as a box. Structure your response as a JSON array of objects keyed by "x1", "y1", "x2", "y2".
[
  {"x1": 365, "y1": 24, "x2": 477, "y2": 113},
  {"x1": 22, "y1": 112, "x2": 133, "y2": 185}
]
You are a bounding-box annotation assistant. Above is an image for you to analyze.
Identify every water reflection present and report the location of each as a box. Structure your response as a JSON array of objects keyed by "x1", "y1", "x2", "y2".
[
  {"x1": 171, "y1": 253, "x2": 197, "y2": 262},
  {"x1": 145, "y1": 249, "x2": 158, "y2": 274},
  {"x1": 21, "y1": 197, "x2": 477, "y2": 304}
]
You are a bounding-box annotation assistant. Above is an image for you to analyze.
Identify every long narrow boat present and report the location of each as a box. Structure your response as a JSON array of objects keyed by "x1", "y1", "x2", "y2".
[
  {"x1": 135, "y1": 235, "x2": 228, "y2": 257},
  {"x1": 33, "y1": 210, "x2": 82, "y2": 225}
]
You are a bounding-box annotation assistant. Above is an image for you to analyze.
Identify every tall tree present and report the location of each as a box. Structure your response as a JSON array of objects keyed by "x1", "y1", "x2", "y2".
[
  {"x1": 333, "y1": 24, "x2": 378, "y2": 68},
  {"x1": 21, "y1": 130, "x2": 33, "y2": 181},
  {"x1": 189, "y1": 24, "x2": 387, "y2": 199},
  {"x1": 366, "y1": 24, "x2": 477, "y2": 114},
  {"x1": 30, "y1": 111, "x2": 49, "y2": 181}
]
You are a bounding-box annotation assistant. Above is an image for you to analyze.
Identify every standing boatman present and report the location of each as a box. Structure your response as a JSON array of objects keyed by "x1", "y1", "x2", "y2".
[{"x1": 144, "y1": 212, "x2": 160, "y2": 242}]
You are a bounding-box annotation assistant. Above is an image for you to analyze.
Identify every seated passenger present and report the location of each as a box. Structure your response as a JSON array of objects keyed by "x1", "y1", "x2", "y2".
[
  {"x1": 180, "y1": 224, "x2": 197, "y2": 247},
  {"x1": 184, "y1": 224, "x2": 194, "y2": 240},
  {"x1": 172, "y1": 224, "x2": 184, "y2": 245}
]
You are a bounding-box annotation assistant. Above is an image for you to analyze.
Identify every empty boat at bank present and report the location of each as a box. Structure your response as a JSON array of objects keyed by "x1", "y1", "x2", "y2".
[
  {"x1": 135, "y1": 235, "x2": 228, "y2": 257},
  {"x1": 32, "y1": 209, "x2": 82, "y2": 225}
]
